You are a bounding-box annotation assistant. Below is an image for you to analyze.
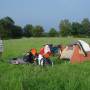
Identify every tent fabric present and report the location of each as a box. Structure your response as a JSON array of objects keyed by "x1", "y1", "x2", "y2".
[
  {"x1": 71, "y1": 45, "x2": 90, "y2": 64},
  {"x1": 60, "y1": 40, "x2": 90, "y2": 63},
  {"x1": 78, "y1": 40, "x2": 90, "y2": 52},
  {"x1": 71, "y1": 40, "x2": 90, "y2": 56},
  {"x1": 60, "y1": 46, "x2": 74, "y2": 59}
]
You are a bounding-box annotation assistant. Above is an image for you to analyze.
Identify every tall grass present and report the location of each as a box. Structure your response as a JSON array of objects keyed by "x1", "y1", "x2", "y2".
[{"x1": 0, "y1": 37, "x2": 90, "y2": 90}]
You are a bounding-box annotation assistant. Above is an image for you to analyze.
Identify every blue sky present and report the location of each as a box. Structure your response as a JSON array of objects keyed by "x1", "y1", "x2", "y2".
[{"x1": 0, "y1": 0, "x2": 90, "y2": 31}]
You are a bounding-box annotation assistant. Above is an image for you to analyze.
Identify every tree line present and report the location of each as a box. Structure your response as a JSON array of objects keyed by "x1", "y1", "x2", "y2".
[
  {"x1": 60, "y1": 19, "x2": 90, "y2": 37},
  {"x1": 0, "y1": 16, "x2": 90, "y2": 39}
]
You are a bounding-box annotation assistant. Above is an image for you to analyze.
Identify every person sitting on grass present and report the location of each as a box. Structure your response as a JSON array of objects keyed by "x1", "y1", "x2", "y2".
[{"x1": 24, "y1": 48, "x2": 38, "y2": 64}]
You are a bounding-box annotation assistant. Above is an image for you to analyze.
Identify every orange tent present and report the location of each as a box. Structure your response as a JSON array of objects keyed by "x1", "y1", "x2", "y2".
[{"x1": 60, "y1": 40, "x2": 90, "y2": 64}]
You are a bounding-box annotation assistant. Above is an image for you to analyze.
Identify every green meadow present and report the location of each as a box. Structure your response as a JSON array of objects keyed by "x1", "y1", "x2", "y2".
[{"x1": 0, "y1": 37, "x2": 90, "y2": 90}]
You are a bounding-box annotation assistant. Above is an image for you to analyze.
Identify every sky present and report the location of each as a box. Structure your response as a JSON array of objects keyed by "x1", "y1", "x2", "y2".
[{"x1": 0, "y1": 0, "x2": 90, "y2": 31}]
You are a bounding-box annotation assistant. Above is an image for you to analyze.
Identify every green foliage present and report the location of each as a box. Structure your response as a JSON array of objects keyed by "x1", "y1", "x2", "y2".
[
  {"x1": 0, "y1": 16, "x2": 14, "y2": 27},
  {"x1": 0, "y1": 16, "x2": 90, "y2": 39},
  {"x1": 0, "y1": 25, "x2": 7, "y2": 39},
  {"x1": 32, "y1": 25, "x2": 44, "y2": 37},
  {"x1": 24, "y1": 24, "x2": 33, "y2": 37},
  {"x1": 81, "y1": 18, "x2": 90, "y2": 36},
  {"x1": 48, "y1": 28, "x2": 58, "y2": 37},
  {"x1": 11, "y1": 25, "x2": 23, "y2": 38},
  {"x1": 1, "y1": 16, "x2": 90, "y2": 39},
  {"x1": 0, "y1": 16, "x2": 15, "y2": 39},
  {"x1": 0, "y1": 16, "x2": 23, "y2": 39},
  {"x1": 60, "y1": 19, "x2": 72, "y2": 36},
  {"x1": 59, "y1": 18, "x2": 90, "y2": 37},
  {"x1": 71, "y1": 22, "x2": 82, "y2": 36}
]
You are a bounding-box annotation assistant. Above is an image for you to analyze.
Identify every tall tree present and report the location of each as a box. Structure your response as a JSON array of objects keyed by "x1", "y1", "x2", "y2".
[
  {"x1": 0, "y1": 16, "x2": 14, "y2": 29},
  {"x1": 71, "y1": 22, "x2": 83, "y2": 36},
  {"x1": 81, "y1": 18, "x2": 90, "y2": 36},
  {"x1": 24, "y1": 24, "x2": 33, "y2": 37},
  {"x1": 59, "y1": 19, "x2": 72, "y2": 36},
  {"x1": 11, "y1": 25, "x2": 23, "y2": 38},
  {"x1": 0, "y1": 16, "x2": 15, "y2": 39},
  {"x1": 32, "y1": 25, "x2": 44, "y2": 37},
  {"x1": 48, "y1": 28, "x2": 58, "y2": 37},
  {"x1": 0, "y1": 25, "x2": 7, "y2": 38}
]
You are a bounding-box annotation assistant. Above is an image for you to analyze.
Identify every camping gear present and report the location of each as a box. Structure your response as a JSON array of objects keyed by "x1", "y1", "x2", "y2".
[
  {"x1": 30, "y1": 48, "x2": 37, "y2": 56},
  {"x1": 10, "y1": 48, "x2": 38, "y2": 64},
  {"x1": 40, "y1": 44, "x2": 52, "y2": 58},
  {"x1": 10, "y1": 45, "x2": 53, "y2": 66},
  {"x1": 40, "y1": 44, "x2": 51, "y2": 55},
  {"x1": 43, "y1": 52, "x2": 51, "y2": 58},
  {"x1": 38, "y1": 54, "x2": 53, "y2": 66},
  {"x1": 9, "y1": 57, "x2": 27, "y2": 64},
  {"x1": 44, "y1": 44, "x2": 51, "y2": 54},
  {"x1": 60, "y1": 40, "x2": 90, "y2": 64},
  {"x1": 40, "y1": 44, "x2": 61, "y2": 56},
  {"x1": 38, "y1": 54, "x2": 43, "y2": 65},
  {"x1": 50, "y1": 45, "x2": 62, "y2": 56},
  {"x1": 23, "y1": 48, "x2": 38, "y2": 63},
  {"x1": 40, "y1": 48, "x2": 44, "y2": 55}
]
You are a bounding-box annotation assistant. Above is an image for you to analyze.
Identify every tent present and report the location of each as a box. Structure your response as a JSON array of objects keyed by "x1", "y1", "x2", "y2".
[{"x1": 60, "y1": 40, "x2": 90, "y2": 64}]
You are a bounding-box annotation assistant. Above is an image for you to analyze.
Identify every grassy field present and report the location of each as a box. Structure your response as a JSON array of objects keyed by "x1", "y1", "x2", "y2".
[{"x1": 0, "y1": 37, "x2": 90, "y2": 90}]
